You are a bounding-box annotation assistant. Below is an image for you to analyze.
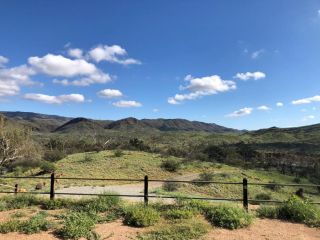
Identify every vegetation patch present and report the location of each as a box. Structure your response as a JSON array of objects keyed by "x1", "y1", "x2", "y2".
[
  {"x1": 138, "y1": 218, "x2": 209, "y2": 240},
  {"x1": 123, "y1": 204, "x2": 160, "y2": 227},
  {"x1": 164, "y1": 208, "x2": 194, "y2": 220},
  {"x1": 204, "y1": 204, "x2": 253, "y2": 229},
  {"x1": 161, "y1": 159, "x2": 181, "y2": 172}
]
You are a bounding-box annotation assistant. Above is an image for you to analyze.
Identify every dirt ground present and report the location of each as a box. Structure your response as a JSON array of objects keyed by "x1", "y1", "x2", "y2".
[{"x1": 0, "y1": 217, "x2": 319, "y2": 240}]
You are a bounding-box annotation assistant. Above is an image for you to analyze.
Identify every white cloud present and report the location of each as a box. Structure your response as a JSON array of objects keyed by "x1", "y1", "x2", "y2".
[
  {"x1": 168, "y1": 74, "x2": 236, "y2": 104},
  {"x1": 227, "y1": 107, "x2": 253, "y2": 118},
  {"x1": 53, "y1": 71, "x2": 111, "y2": 86},
  {"x1": 29, "y1": 54, "x2": 97, "y2": 77},
  {"x1": 302, "y1": 115, "x2": 315, "y2": 121},
  {"x1": 292, "y1": 95, "x2": 320, "y2": 105},
  {"x1": 251, "y1": 49, "x2": 265, "y2": 59},
  {"x1": 0, "y1": 56, "x2": 9, "y2": 67},
  {"x1": 89, "y1": 45, "x2": 141, "y2": 65},
  {"x1": 23, "y1": 93, "x2": 85, "y2": 104},
  {"x1": 97, "y1": 89, "x2": 123, "y2": 98},
  {"x1": 153, "y1": 108, "x2": 159, "y2": 112},
  {"x1": 276, "y1": 102, "x2": 284, "y2": 107},
  {"x1": 112, "y1": 100, "x2": 142, "y2": 108},
  {"x1": 257, "y1": 105, "x2": 271, "y2": 111},
  {"x1": 68, "y1": 48, "x2": 83, "y2": 59},
  {"x1": 0, "y1": 65, "x2": 35, "y2": 97},
  {"x1": 234, "y1": 71, "x2": 266, "y2": 81}
]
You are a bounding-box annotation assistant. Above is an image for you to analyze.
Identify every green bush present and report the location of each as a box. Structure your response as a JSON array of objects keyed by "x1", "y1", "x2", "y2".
[
  {"x1": 197, "y1": 172, "x2": 214, "y2": 185},
  {"x1": 164, "y1": 209, "x2": 194, "y2": 220},
  {"x1": 162, "y1": 181, "x2": 181, "y2": 192},
  {"x1": 40, "y1": 161, "x2": 56, "y2": 173},
  {"x1": 277, "y1": 196, "x2": 320, "y2": 227},
  {"x1": 252, "y1": 193, "x2": 272, "y2": 204},
  {"x1": 138, "y1": 218, "x2": 209, "y2": 240},
  {"x1": 20, "y1": 212, "x2": 50, "y2": 234},
  {"x1": 113, "y1": 149, "x2": 124, "y2": 157},
  {"x1": 0, "y1": 220, "x2": 20, "y2": 233},
  {"x1": 58, "y1": 211, "x2": 98, "y2": 240},
  {"x1": 1, "y1": 195, "x2": 40, "y2": 210},
  {"x1": 161, "y1": 159, "x2": 181, "y2": 172},
  {"x1": 42, "y1": 198, "x2": 74, "y2": 210},
  {"x1": 175, "y1": 199, "x2": 210, "y2": 214},
  {"x1": 256, "y1": 205, "x2": 279, "y2": 219},
  {"x1": 124, "y1": 204, "x2": 160, "y2": 227},
  {"x1": 204, "y1": 204, "x2": 253, "y2": 229},
  {"x1": 265, "y1": 181, "x2": 282, "y2": 191},
  {"x1": 44, "y1": 150, "x2": 66, "y2": 162},
  {"x1": 256, "y1": 196, "x2": 320, "y2": 227},
  {"x1": 74, "y1": 193, "x2": 121, "y2": 213}
]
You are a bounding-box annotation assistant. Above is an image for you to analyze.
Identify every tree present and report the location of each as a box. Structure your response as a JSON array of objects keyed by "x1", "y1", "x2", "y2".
[{"x1": 0, "y1": 116, "x2": 40, "y2": 167}]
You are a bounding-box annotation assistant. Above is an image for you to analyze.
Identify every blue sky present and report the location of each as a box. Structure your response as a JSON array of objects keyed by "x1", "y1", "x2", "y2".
[{"x1": 1, "y1": 0, "x2": 320, "y2": 130}]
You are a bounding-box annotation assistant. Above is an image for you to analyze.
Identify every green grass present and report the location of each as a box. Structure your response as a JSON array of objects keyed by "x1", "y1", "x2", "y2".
[{"x1": 123, "y1": 204, "x2": 160, "y2": 227}]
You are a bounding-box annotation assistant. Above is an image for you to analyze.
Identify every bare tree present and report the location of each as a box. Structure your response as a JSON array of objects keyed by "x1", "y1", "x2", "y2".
[{"x1": 0, "y1": 116, "x2": 40, "y2": 167}]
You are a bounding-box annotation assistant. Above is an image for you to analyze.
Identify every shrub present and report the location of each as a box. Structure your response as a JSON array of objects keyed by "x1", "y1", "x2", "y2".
[
  {"x1": 124, "y1": 204, "x2": 160, "y2": 227},
  {"x1": 277, "y1": 196, "x2": 320, "y2": 227},
  {"x1": 196, "y1": 172, "x2": 214, "y2": 186},
  {"x1": 175, "y1": 199, "x2": 210, "y2": 214},
  {"x1": 74, "y1": 192, "x2": 121, "y2": 213},
  {"x1": 161, "y1": 159, "x2": 181, "y2": 172},
  {"x1": 113, "y1": 149, "x2": 124, "y2": 157},
  {"x1": 44, "y1": 150, "x2": 66, "y2": 162},
  {"x1": 164, "y1": 209, "x2": 194, "y2": 220},
  {"x1": 265, "y1": 181, "x2": 282, "y2": 191},
  {"x1": 204, "y1": 204, "x2": 253, "y2": 229},
  {"x1": 256, "y1": 205, "x2": 279, "y2": 219},
  {"x1": 41, "y1": 198, "x2": 74, "y2": 210},
  {"x1": 58, "y1": 211, "x2": 98, "y2": 240},
  {"x1": 162, "y1": 181, "x2": 181, "y2": 192},
  {"x1": 40, "y1": 161, "x2": 56, "y2": 174},
  {"x1": 20, "y1": 211, "x2": 50, "y2": 234},
  {"x1": 2, "y1": 195, "x2": 40, "y2": 210},
  {"x1": 293, "y1": 177, "x2": 301, "y2": 183},
  {"x1": 0, "y1": 220, "x2": 20, "y2": 233},
  {"x1": 252, "y1": 193, "x2": 272, "y2": 204},
  {"x1": 138, "y1": 218, "x2": 209, "y2": 240}
]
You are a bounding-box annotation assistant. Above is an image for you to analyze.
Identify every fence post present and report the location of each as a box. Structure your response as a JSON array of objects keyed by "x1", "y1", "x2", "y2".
[
  {"x1": 144, "y1": 175, "x2": 148, "y2": 206},
  {"x1": 50, "y1": 172, "x2": 55, "y2": 200},
  {"x1": 243, "y1": 178, "x2": 248, "y2": 211},
  {"x1": 14, "y1": 184, "x2": 18, "y2": 195}
]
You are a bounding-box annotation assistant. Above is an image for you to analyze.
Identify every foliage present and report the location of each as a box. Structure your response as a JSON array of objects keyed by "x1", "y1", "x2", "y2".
[
  {"x1": 44, "y1": 150, "x2": 66, "y2": 162},
  {"x1": 58, "y1": 211, "x2": 99, "y2": 240},
  {"x1": 19, "y1": 211, "x2": 50, "y2": 234},
  {"x1": 40, "y1": 161, "x2": 56, "y2": 173},
  {"x1": 265, "y1": 181, "x2": 282, "y2": 191},
  {"x1": 41, "y1": 198, "x2": 74, "y2": 210},
  {"x1": 123, "y1": 204, "x2": 160, "y2": 227},
  {"x1": 161, "y1": 159, "x2": 181, "y2": 172},
  {"x1": 0, "y1": 220, "x2": 20, "y2": 233},
  {"x1": 164, "y1": 208, "x2": 194, "y2": 220},
  {"x1": 162, "y1": 181, "x2": 181, "y2": 192},
  {"x1": 113, "y1": 149, "x2": 124, "y2": 157},
  {"x1": 256, "y1": 205, "x2": 279, "y2": 219},
  {"x1": 0, "y1": 195, "x2": 40, "y2": 210},
  {"x1": 204, "y1": 204, "x2": 253, "y2": 229},
  {"x1": 138, "y1": 218, "x2": 209, "y2": 240}
]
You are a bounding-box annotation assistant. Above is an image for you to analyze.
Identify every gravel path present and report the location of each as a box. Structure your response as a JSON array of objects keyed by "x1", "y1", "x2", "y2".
[{"x1": 55, "y1": 173, "x2": 200, "y2": 202}]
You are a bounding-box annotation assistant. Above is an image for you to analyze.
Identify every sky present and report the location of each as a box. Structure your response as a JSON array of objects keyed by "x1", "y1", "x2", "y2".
[{"x1": 1, "y1": 0, "x2": 320, "y2": 130}]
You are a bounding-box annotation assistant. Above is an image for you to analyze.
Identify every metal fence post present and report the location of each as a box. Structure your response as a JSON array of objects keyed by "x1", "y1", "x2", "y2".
[
  {"x1": 14, "y1": 184, "x2": 18, "y2": 195},
  {"x1": 144, "y1": 175, "x2": 148, "y2": 206},
  {"x1": 243, "y1": 178, "x2": 248, "y2": 211},
  {"x1": 50, "y1": 172, "x2": 55, "y2": 200}
]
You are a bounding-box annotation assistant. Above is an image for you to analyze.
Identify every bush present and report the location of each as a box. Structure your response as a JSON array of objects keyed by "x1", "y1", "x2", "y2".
[
  {"x1": 164, "y1": 209, "x2": 194, "y2": 220},
  {"x1": 20, "y1": 212, "x2": 50, "y2": 234},
  {"x1": 256, "y1": 205, "x2": 279, "y2": 219},
  {"x1": 113, "y1": 149, "x2": 124, "y2": 157},
  {"x1": 293, "y1": 177, "x2": 301, "y2": 183},
  {"x1": 124, "y1": 204, "x2": 160, "y2": 227},
  {"x1": 58, "y1": 211, "x2": 98, "y2": 240},
  {"x1": 277, "y1": 196, "x2": 320, "y2": 227},
  {"x1": 265, "y1": 181, "x2": 282, "y2": 191},
  {"x1": 204, "y1": 204, "x2": 253, "y2": 229},
  {"x1": 1, "y1": 195, "x2": 40, "y2": 210},
  {"x1": 252, "y1": 193, "x2": 272, "y2": 204},
  {"x1": 161, "y1": 159, "x2": 181, "y2": 172},
  {"x1": 44, "y1": 150, "x2": 66, "y2": 162},
  {"x1": 196, "y1": 172, "x2": 214, "y2": 186},
  {"x1": 175, "y1": 199, "x2": 210, "y2": 214},
  {"x1": 40, "y1": 161, "x2": 56, "y2": 174},
  {"x1": 257, "y1": 196, "x2": 320, "y2": 227},
  {"x1": 138, "y1": 218, "x2": 209, "y2": 240},
  {"x1": 41, "y1": 198, "x2": 74, "y2": 210},
  {"x1": 0, "y1": 220, "x2": 20, "y2": 233},
  {"x1": 74, "y1": 192, "x2": 121, "y2": 213},
  {"x1": 162, "y1": 181, "x2": 181, "y2": 192}
]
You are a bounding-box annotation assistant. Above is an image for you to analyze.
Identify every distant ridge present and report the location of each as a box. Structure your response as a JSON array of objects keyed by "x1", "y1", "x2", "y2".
[{"x1": 0, "y1": 111, "x2": 238, "y2": 133}]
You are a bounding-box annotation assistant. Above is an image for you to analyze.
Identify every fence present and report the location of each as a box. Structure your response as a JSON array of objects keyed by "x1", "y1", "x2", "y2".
[{"x1": 0, "y1": 173, "x2": 320, "y2": 211}]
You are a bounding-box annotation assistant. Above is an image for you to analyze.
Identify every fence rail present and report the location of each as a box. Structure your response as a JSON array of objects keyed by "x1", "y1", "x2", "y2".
[{"x1": 0, "y1": 173, "x2": 320, "y2": 211}]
